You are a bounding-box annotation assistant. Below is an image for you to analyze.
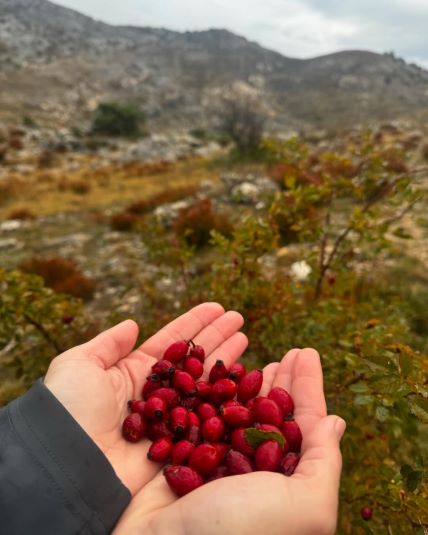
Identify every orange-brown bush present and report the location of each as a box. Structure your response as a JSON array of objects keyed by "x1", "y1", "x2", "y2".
[
  {"x1": 110, "y1": 212, "x2": 140, "y2": 231},
  {"x1": 9, "y1": 136, "x2": 24, "y2": 151},
  {"x1": 127, "y1": 184, "x2": 200, "y2": 215},
  {"x1": 7, "y1": 207, "x2": 36, "y2": 220},
  {"x1": 173, "y1": 198, "x2": 232, "y2": 248},
  {"x1": 19, "y1": 256, "x2": 96, "y2": 300}
]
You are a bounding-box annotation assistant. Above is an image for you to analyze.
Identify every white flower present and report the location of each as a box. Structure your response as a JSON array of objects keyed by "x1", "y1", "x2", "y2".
[{"x1": 290, "y1": 260, "x2": 312, "y2": 281}]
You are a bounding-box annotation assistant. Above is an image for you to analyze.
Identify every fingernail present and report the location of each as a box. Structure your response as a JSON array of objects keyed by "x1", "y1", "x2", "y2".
[{"x1": 334, "y1": 417, "x2": 346, "y2": 440}]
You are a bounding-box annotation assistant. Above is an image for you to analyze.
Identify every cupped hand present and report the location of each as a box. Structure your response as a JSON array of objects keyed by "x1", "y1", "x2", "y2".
[
  {"x1": 113, "y1": 348, "x2": 346, "y2": 535},
  {"x1": 44, "y1": 302, "x2": 248, "y2": 496}
]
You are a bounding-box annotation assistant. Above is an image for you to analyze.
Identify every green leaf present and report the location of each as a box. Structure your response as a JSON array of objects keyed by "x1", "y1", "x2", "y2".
[
  {"x1": 404, "y1": 470, "x2": 423, "y2": 492},
  {"x1": 353, "y1": 394, "x2": 375, "y2": 406},
  {"x1": 349, "y1": 382, "x2": 369, "y2": 393},
  {"x1": 364, "y1": 354, "x2": 398, "y2": 374},
  {"x1": 244, "y1": 427, "x2": 285, "y2": 449},
  {"x1": 375, "y1": 406, "x2": 389, "y2": 422},
  {"x1": 409, "y1": 396, "x2": 428, "y2": 423},
  {"x1": 398, "y1": 352, "x2": 413, "y2": 378}
]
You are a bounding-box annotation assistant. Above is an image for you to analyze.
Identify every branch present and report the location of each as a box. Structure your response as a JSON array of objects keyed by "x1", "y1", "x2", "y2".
[{"x1": 23, "y1": 314, "x2": 62, "y2": 354}]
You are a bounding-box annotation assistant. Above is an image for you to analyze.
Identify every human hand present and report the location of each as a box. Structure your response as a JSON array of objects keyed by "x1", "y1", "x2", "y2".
[
  {"x1": 113, "y1": 348, "x2": 346, "y2": 535},
  {"x1": 44, "y1": 302, "x2": 248, "y2": 496}
]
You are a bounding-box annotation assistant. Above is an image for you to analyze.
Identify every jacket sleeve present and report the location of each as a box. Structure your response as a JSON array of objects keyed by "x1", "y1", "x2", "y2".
[{"x1": 0, "y1": 379, "x2": 131, "y2": 535}]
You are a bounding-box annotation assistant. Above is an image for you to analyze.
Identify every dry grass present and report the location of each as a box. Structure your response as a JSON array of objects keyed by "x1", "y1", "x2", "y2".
[{"x1": 0, "y1": 156, "x2": 218, "y2": 218}]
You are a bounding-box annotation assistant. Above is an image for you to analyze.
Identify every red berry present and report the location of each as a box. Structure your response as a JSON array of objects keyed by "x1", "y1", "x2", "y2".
[
  {"x1": 221, "y1": 404, "x2": 254, "y2": 427},
  {"x1": 149, "y1": 387, "x2": 179, "y2": 409},
  {"x1": 186, "y1": 412, "x2": 201, "y2": 444},
  {"x1": 62, "y1": 315, "x2": 74, "y2": 325},
  {"x1": 122, "y1": 413, "x2": 146, "y2": 442},
  {"x1": 255, "y1": 423, "x2": 283, "y2": 433},
  {"x1": 148, "y1": 437, "x2": 173, "y2": 462},
  {"x1": 170, "y1": 406, "x2": 189, "y2": 434},
  {"x1": 197, "y1": 402, "x2": 218, "y2": 421},
  {"x1": 164, "y1": 465, "x2": 204, "y2": 497},
  {"x1": 202, "y1": 416, "x2": 225, "y2": 442},
  {"x1": 360, "y1": 507, "x2": 373, "y2": 521},
  {"x1": 151, "y1": 360, "x2": 175, "y2": 379},
  {"x1": 173, "y1": 370, "x2": 197, "y2": 396},
  {"x1": 195, "y1": 381, "x2": 211, "y2": 400},
  {"x1": 237, "y1": 369, "x2": 263, "y2": 403},
  {"x1": 163, "y1": 340, "x2": 190, "y2": 364},
  {"x1": 268, "y1": 387, "x2": 294, "y2": 418},
  {"x1": 253, "y1": 397, "x2": 283, "y2": 426},
  {"x1": 189, "y1": 344, "x2": 205, "y2": 362},
  {"x1": 189, "y1": 444, "x2": 220, "y2": 475},
  {"x1": 142, "y1": 374, "x2": 162, "y2": 400},
  {"x1": 229, "y1": 362, "x2": 246, "y2": 383},
  {"x1": 231, "y1": 427, "x2": 255, "y2": 457},
  {"x1": 206, "y1": 465, "x2": 229, "y2": 481},
  {"x1": 127, "y1": 399, "x2": 145, "y2": 414},
  {"x1": 226, "y1": 450, "x2": 253, "y2": 475},
  {"x1": 180, "y1": 396, "x2": 200, "y2": 411},
  {"x1": 212, "y1": 442, "x2": 230, "y2": 463},
  {"x1": 184, "y1": 357, "x2": 204, "y2": 379},
  {"x1": 222, "y1": 399, "x2": 240, "y2": 408},
  {"x1": 211, "y1": 378, "x2": 237, "y2": 405},
  {"x1": 280, "y1": 452, "x2": 300, "y2": 476},
  {"x1": 147, "y1": 420, "x2": 173, "y2": 441},
  {"x1": 282, "y1": 420, "x2": 302, "y2": 452},
  {"x1": 172, "y1": 440, "x2": 195, "y2": 465},
  {"x1": 255, "y1": 440, "x2": 282, "y2": 471},
  {"x1": 143, "y1": 396, "x2": 167, "y2": 420},
  {"x1": 209, "y1": 360, "x2": 229, "y2": 383}
]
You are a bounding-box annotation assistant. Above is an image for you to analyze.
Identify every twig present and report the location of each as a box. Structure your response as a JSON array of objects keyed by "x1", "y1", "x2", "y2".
[{"x1": 23, "y1": 314, "x2": 62, "y2": 354}]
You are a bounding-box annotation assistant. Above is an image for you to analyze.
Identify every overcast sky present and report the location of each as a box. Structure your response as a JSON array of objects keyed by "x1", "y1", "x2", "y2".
[{"x1": 54, "y1": 0, "x2": 428, "y2": 68}]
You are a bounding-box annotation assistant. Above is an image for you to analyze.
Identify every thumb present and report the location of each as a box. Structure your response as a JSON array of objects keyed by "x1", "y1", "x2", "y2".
[{"x1": 295, "y1": 415, "x2": 346, "y2": 491}]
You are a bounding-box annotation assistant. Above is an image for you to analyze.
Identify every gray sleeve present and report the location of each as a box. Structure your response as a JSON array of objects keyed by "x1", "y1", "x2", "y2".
[{"x1": 0, "y1": 379, "x2": 131, "y2": 535}]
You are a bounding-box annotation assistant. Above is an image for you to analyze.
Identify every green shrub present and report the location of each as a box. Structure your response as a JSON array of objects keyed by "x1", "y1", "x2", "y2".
[{"x1": 91, "y1": 102, "x2": 144, "y2": 137}]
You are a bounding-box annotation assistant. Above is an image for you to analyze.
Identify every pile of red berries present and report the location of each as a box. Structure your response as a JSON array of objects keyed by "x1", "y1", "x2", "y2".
[{"x1": 122, "y1": 339, "x2": 302, "y2": 497}]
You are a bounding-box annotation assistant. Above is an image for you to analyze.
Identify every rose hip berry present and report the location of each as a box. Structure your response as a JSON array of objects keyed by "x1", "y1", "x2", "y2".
[
  {"x1": 172, "y1": 440, "x2": 195, "y2": 465},
  {"x1": 237, "y1": 369, "x2": 263, "y2": 403},
  {"x1": 170, "y1": 406, "x2": 189, "y2": 434},
  {"x1": 164, "y1": 465, "x2": 204, "y2": 497},
  {"x1": 151, "y1": 360, "x2": 175, "y2": 379},
  {"x1": 212, "y1": 442, "x2": 230, "y2": 463},
  {"x1": 163, "y1": 340, "x2": 190, "y2": 364},
  {"x1": 253, "y1": 397, "x2": 283, "y2": 427},
  {"x1": 142, "y1": 374, "x2": 162, "y2": 400},
  {"x1": 173, "y1": 370, "x2": 197, "y2": 396},
  {"x1": 147, "y1": 437, "x2": 173, "y2": 462},
  {"x1": 202, "y1": 416, "x2": 225, "y2": 442},
  {"x1": 280, "y1": 452, "x2": 300, "y2": 476},
  {"x1": 179, "y1": 396, "x2": 200, "y2": 411},
  {"x1": 197, "y1": 402, "x2": 217, "y2": 421},
  {"x1": 148, "y1": 387, "x2": 180, "y2": 409},
  {"x1": 189, "y1": 444, "x2": 220, "y2": 475},
  {"x1": 122, "y1": 413, "x2": 146, "y2": 442},
  {"x1": 231, "y1": 428, "x2": 255, "y2": 457},
  {"x1": 189, "y1": 344, "x2": 205, "y2": 362},
  {"x1": 127, "y1": 399, "x2": 145, "y2": 414},
  {"x1": 186, "y1": 411, "x2": 201, "y2": 444},
  {"x1": 229, "y1": 362, "x2": 246, "y2": 383},
  {"x1": 226, "y1": 450, "x2": 253, "y2": 474},
  {"x1": 255, "y1": 440, "x2": 282, "y2": 472},
  {"x1": 206, "y1": 465, "x2": 229, "y2": 481},
  {"x1": 268, "y1": 387, "x2": 294, "y2": 417},
  {"x1": 209, "y1": 360, "x2": 228, "y2": 383},
  {"x1": 195, "y1": 381, "x2": 211, "y2": 400},
  {"x1": 282, "y1": 420, "x2": 302, "y2": 452},
  {"x1": 211, "y1": 378, "x2": 238, "y2": 405},
  {"x1": 147, "y1": 420, "x2": 173, "y2": 441},
  {"x1": 184, "y1": 357, "x2": 204, "y2": 379},
  {"x1": 143, "y1": 396, "x2": 166, "y2": 420},
  {"x1": 360, "y1": 507, "x2": 373, "y2": 521},
  {"x1": 221, "y1": 404, "x2": 254, "y2": 427}
]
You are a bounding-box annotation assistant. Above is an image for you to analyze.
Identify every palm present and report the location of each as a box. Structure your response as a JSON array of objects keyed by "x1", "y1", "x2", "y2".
[
  {"x1": 114, "y1": 348, "x2": 345, "y2": 535},
  {"x1": 45, "y1": 303, "x2": 248, "y2": 496}
]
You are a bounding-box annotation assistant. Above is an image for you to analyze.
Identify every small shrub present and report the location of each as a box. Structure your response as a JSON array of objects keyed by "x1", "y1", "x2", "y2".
[
  {"x1": 69, "y1": 179, "x2": 91, "y2": 195},
  {"x1": 92, "y1": 102, "x2": 144, "y2": 138},
  {"x1": 173, "y1": 198, "x2": 232, "y2": 248},
  {"x1": 19, "y1": 257, "x2": 96, "y2": 300},
  {"x1": 126, "y1": 184, "x2": 199, "y2": 215},
  {"x1": 110, "y1": 213, "x2": 140, "y2": 231},
  {"x1": 7, "y1": 207, "x2": 36, "y2": 220},
  {"x1": 9, "y1": 136, "x2": 24, "y2": 150},
  {"x1": 37, "y1": 150, "x2": 56, "y2": 168}
]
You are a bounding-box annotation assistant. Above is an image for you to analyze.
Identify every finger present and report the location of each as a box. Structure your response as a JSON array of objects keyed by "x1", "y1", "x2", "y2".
[
  {"x1": 272, "y1": 348, "x2": 300, "y2": 392},
  {"x1": 291, "y1": 348, "x2": 327, "y2": 437},
  {"x1": 203, "y1": 331, "x2": 248, "y2": 378},
  {"x1": 193, "y1": 310, "x2": 244, "y2": 357},
  {"x1": 259, "y1": 362, "x2": 280, "y2": 396},
  {"x1": 295, "y1": 415, "x2": 346, "y2": 505},
  {"x1": 78, "y1": 320, "x2": 139, "y2": 369},
  {"x1": 139, "y1": 302, "x2": 225, "y2": 359}
]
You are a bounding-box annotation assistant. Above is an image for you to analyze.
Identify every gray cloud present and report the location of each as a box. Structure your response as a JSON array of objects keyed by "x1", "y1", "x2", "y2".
[{"x1": 53, "y1": 0, "x2": 428, "y2": 67}]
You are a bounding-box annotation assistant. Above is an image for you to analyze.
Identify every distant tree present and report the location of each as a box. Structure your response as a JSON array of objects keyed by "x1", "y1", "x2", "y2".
[
  {"x1": 211, "y1": 82, "x2": 267, "y2": 152},
  {"x1": 91, "y1": 102, "x2": 144, "y2": 137}
]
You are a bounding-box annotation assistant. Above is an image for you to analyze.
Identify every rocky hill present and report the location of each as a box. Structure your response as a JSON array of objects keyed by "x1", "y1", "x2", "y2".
[{"x1": 1, "y1": 0, "x2": 428, "y2": 130}]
